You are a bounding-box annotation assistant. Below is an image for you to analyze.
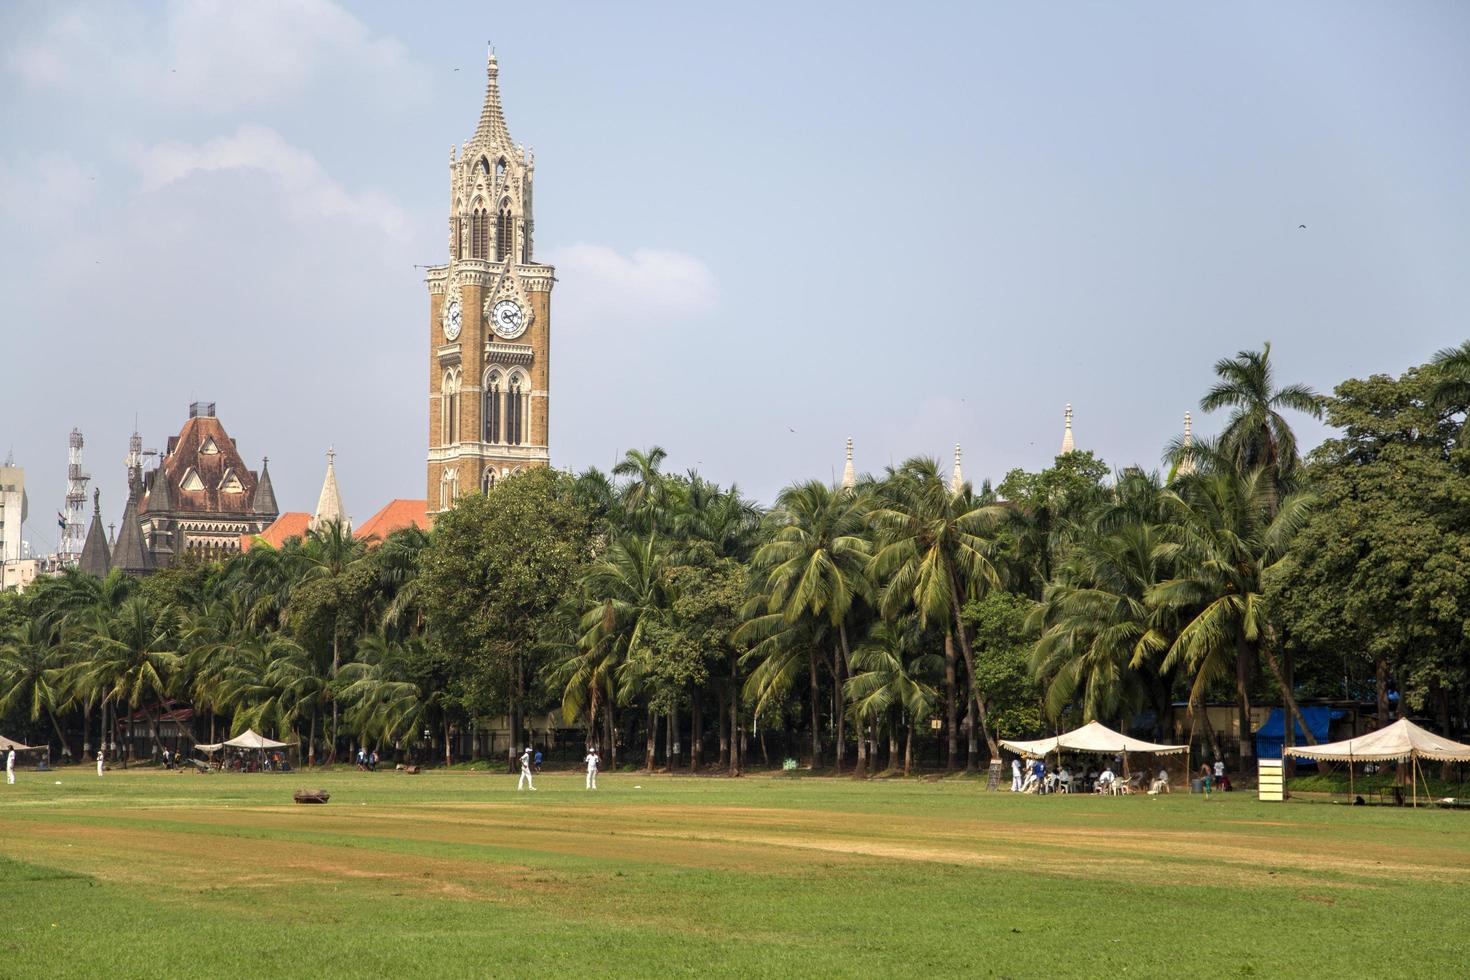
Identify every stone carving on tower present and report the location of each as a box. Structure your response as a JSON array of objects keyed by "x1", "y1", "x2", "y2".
[{"x1": 425, "y1": 49, "x2": 555, "y2": 513}]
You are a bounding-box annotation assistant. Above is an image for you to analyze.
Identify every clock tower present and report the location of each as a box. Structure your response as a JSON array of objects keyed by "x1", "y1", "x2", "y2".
[{"x1": 426, "y1": 50, "x2": 554, "y2": 512}]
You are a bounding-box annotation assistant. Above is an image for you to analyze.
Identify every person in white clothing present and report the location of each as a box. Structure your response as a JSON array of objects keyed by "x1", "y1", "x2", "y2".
[
  {"x1": 1010, "y1": 757, "x2": 1023, "y2": 792},
  {"x1": 517, "y1": 747, "x2": 536, "y2": 791},
  {"x1": 5, "y1": 748, "x2": 14, "y2": 785},
  {"x1": 97, "y1": 749, "x2": 105, "y2": 776},
  {"x1": 1095, "y1": 766, "x2": 1116, "y2": 793},
  {"x1": 584, "y1": 748, "x2": 600, "y2": 790}
]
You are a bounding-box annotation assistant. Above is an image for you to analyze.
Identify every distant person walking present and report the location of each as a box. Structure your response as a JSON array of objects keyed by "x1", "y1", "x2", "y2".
[
  {"x1": 162, "y1": 747, "x2": 172, "y2": 770},
  {"x1": 533, "y1": 749, "x2": 543, "y2": 774},
  {"x1": 6, "y1": 748, "x2": 14, "y2": 785},
  {"x1": 1199, "y1": 764, "x2": 1214, "y2": 798},
  {"x1": 97, "y1": 749, "x2": 104, "y2": 776},
  {"x1": 517, "y1": 747, "x2": 536, "y2": 791},
  {"x1": 1010, "y1": 757, "x2": 1023, "y2": 792},
  {"x1": 585, "y1": 747, "x2": 600, "y2": 790}
]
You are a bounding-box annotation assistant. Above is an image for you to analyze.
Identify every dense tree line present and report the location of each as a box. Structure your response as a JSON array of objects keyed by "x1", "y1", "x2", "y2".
[{"x1": 4, "y1": 342, "x2": 1470, "y2": 773}]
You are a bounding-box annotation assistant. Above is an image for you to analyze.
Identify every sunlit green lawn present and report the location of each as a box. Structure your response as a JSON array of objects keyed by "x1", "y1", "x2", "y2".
[{"x1": 2, "y1": 767, "x2": 1466, "y2": 978}]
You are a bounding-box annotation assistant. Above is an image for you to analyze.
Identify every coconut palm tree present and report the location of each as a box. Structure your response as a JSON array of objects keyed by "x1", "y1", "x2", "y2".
[
  {"x1": 0, "y1": 618, "x2": 73, "y2": 757},
  {"x1": 870, "y1": 458, "x2": 1004, "y2": 762},
  {"x1": 1429, "y1": 340, "x2": 1470, "y2": 438},
  {"x1": 1200, "y1": 342, "x2": 1321, "y2": 482},
  {"x1": 1149, "y1": 467, "x2": 1317, "y2": 763},
  {"x1": 66, "y1": 596, "x2": 180, "y2": 759},
  {"x1": 613, "y1": 446, "x2": 670, "y2": 531},
  {"x1": 340, "y1": 635, "x2": 431, "y2": 757},
  {"x1": 844, "y1": 617, "x2": 941, "y2": 775},
  {"x1": 743, "y1": 480, "x2": 872, "y2": 772},
  {"x1": 1030, "y1": 521, "x2": 1172, "y2": 728},
  {"x1": 565, "y1": 534, "x2": 669, "y2": 769}
]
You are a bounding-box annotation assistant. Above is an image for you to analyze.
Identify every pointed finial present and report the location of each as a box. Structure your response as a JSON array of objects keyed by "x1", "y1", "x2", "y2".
[
  {"x1": 1179, "y1": 411, "x2": 1197, "y2": 476},
  {"x1": 841, "y1": 437, "x2": 855, "y2": 491},
  {"x1": 951, "y1": 443, "x2": 964, "y2": 495},
  {"x1": 327, "y1": 445, "x2": 335, "y2": 466},
  {"x1": 1060, "y1": 404, "x2": 1075, "y2": 455}
]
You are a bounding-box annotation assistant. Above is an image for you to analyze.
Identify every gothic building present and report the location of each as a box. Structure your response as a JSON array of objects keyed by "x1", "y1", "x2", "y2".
[
  {"x1": 132, "y1": 402, "x2": 278, "y2": 569},
  {"x1": 425, "y1": 51, "x2": 555, "y2": 513}
]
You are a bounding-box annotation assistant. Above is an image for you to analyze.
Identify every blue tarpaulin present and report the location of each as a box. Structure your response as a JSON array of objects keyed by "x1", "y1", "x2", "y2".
[{"x1": 1254, "y1": 707, "x2": 1344, "y2": 760}]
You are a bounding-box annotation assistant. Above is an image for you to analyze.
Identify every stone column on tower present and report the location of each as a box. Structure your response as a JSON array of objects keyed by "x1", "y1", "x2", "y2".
[{"x1": 1060, "y1": 404, "x2": 1075, "y2": 455}]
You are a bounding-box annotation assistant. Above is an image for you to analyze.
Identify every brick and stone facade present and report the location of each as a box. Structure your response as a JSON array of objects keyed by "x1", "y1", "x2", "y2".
[{"x1": 425, "y1": 51, "x2": 554, "y2": 513}]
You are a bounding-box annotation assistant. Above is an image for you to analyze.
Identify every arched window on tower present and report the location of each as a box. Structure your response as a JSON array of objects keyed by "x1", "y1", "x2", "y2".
[
  {"x1": 476, "y1": 158, "x2": 490, "y2": 180},
  {"x1": 507, "y1": 373, "x2": 525, "y2": 445},
  {"x1": 483, "y1": 370, "x2": 502, "y2": 443},
  {"x1": 481, "y1": 468, "x2": 496, "y2": 494},
  {"x1": 496, "y1": 199, "x2": 513, "y2": 262},
  {"x1": 495, "y1": 158, "x2": 506, "y2": 182},
  {"x1": 441, "y1": 369, "x2": 461, "y2": 445},
  {"x1": 470, "y1": 207, "x2": 489, "y2": 260}
]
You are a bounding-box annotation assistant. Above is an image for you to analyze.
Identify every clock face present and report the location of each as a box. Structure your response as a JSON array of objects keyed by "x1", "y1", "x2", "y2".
[
  {"x1": 443, "y1": 298, "x2": 462, "y2": 341},
  {"x1": 491, "y1": 299, "x2": 526, "y2": 339}
]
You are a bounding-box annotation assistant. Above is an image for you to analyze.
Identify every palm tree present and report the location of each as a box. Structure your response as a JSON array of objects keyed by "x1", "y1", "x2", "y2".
[
  {"x1": 1199, "y1": 342, "x2": 1321, "y2": 482},
  {"x1": 260, "y1": 636, "x2": 334, "y2": 766},
  {"x1": 568, "y1": 534, "x2": 669, "y2": 770},
  {"x1": 0, "y1": 618, "x2": 73, "y2": 757},
  {"x1": 844, "y1": 618, "x2": 941, "y2": 775},
  {"x1": 1030, "y1": 521, "x2": 1172, "y2": 729},
  {"x1": 340, "y1": 635, "x2": 431, "y2": 758},
  {"x1": 67, "y1": 596, "x2": 180, "y2": 760},
  {"x1": 743, "y1": 480, "x2": 871, "y2": 772},
  {"x1": 871, "y1": 458, "x2": 1004, "y2": 763},
  {"x1": 1149, "y1": 468, "x2": 1317, "y2": 763},
  {"x1": 299, "y1": 518, "x2": 367, "y2": 762},
  {"x1": 1430, "y1": 340, "x2": 1470, "y2": 438},
  {"x1": 613, "y1": 446, "x2": 669, "y2": 531}
]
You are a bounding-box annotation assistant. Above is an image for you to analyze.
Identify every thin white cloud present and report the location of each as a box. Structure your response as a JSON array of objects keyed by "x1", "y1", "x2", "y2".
[
  {"x1": 0, "y1": 152, "x2": 97, "y2": 224},
  {"x1": 136, "y1": 124, "x2": 408, "y2": 238},
  {"x1": 546, "y1": 244, "x2": 718, "y2": 326},
  {"x1": 5, "y1": 0, "x2": 418, "y2": 109}
]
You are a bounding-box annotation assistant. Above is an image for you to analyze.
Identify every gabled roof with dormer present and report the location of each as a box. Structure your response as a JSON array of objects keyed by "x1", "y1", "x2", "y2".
[{"x1": 140, "y1": 407, "x2": 275, "y2": 519}]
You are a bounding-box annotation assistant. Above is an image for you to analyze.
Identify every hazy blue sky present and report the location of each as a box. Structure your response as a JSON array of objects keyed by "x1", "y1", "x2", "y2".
[{"x1": 3, "y1": 1, "x2": 1467, "y2": 551}]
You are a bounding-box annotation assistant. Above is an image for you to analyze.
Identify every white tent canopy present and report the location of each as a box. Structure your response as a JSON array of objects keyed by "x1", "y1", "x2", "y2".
[
  {"x1": 1001, "y1": 720, "x2": 1188, "y2": 757},
  {"x1": 194, "y1": 729, "x2": 289, "y2": 753},
  {"x1": 0, "y1": 735, "x2": 42, "y2": 752},
  {"x1": 1283, "y1": 718, "x2": 1470, "y2": 763}
]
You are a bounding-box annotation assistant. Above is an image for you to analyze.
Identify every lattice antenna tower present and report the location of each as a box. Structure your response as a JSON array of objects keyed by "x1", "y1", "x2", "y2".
[{"x1": 59, "y1": 427, "x2": 90, "y2": 565}]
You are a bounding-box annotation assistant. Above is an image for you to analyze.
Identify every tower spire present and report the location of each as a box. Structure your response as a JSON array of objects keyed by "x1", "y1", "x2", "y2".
[
  {"x1": 311, "y1": 446, "x2": 350, "y2": 534},
  {"x1": 841, "y1": 437, "x2": 855, "y2": 490},
  {"x1": 1060, "y1": 404, "x2": 1075, "y2": 455},
  {"x1": 472, "y1": 47, "x2": 514, "y2": 150},
  {"x1": 1178, "y1": 411, "x2": 1197, "y2": 476},
  {"x1": 950, "y1": 444, "x2": 964, "y2": 495}
]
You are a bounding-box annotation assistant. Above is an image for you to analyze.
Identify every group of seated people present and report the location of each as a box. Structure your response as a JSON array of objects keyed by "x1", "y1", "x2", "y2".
[{"x1": 1012, "y1": 757, "x2": 1177, "y2": 795}]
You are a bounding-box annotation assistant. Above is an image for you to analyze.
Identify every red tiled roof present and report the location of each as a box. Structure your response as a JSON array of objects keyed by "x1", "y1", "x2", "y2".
[
  {"x1": 240, "y1": 512, "x2": 311, "y2": 552},
  {"x1": 356, "y1": 499, "x2": 431, "y2": 543}
]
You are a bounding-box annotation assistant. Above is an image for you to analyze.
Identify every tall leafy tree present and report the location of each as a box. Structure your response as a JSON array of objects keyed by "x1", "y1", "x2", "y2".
[{"x1": 1200, "y1": 342, "x2": 1321, "y2": 482}]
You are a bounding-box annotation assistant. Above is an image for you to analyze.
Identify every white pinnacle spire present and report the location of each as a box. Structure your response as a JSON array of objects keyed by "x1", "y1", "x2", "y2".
[
  {"x1": 951, "y1": 444, "x2": 964, "y2": 495},
  {"x1": 1060, "y1": 404, "x2": 1075, "y2": 455},
  {"x1": 311, "y1": 446, "x2": 350, "y2": 534},
  {"x1": 1178, "y1": 411, "x2": 1197, "y2": 476},
  {"x1": 841, "y1": 437, "x2": 855, "y2": 490}
]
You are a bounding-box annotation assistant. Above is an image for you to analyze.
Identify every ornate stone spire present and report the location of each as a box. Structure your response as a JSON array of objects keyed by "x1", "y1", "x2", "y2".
[
  {"x1": 79, "y1": 488, "x2": 111, "y2": 578},
  {"x1": 111, "y1": 486, "x2": 152, "y2": 577},
  {"x1": 841, "y1": 437, "x2": 855, "y2": 490},
  {"x1": 950, "y1": 444, "x2": 964, "y2": 495},
  {"x1": 253, "y1": 457, "x2": 278, "y2": 515},
  {"x1": 1060, "y1": 404, "x2": 1075, "y2": 455},
  {"x1": 1178, "y1": 411, "x2": 1197, "y2": 476},
  {"x1": 310, "y1": 447, "x2": 350, "y2": 534},
  {"x1": 472, "y1": 47, "x2": 515, "y2": 151},
  {"x1": 147, "y1": 462, "x2": 172, "y2": 512}
]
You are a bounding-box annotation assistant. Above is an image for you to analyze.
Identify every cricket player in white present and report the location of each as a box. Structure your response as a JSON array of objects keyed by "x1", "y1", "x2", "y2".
[
  {"x1": 517, "y1": 747, "x2": 536, "y2": 791},
  {"x1": 584, "y1": 748, "x2": 599, "y2": 790},
  {"x1": 97, "y1": 749, "x2": 104, "y2": 776},
  {"x1": 5, "y1": 748, "x2": 14, "y2": 785}
]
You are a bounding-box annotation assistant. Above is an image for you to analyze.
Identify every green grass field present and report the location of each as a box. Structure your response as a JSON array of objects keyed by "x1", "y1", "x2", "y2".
[{"x1": 1, "y1": 767, "x2": 1467, "y2": 978}]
